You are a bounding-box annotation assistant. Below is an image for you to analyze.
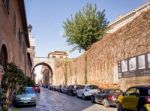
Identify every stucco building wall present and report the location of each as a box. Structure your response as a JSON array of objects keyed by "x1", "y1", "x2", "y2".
[{"x1": 0, "y1": 0, "x2": 32, "y2": 77}]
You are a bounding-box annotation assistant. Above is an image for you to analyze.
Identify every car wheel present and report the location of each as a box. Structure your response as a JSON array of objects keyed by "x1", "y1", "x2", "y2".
[
  {"x1": 117, "y1": 103, "x2": 124, "y2": 111},
  {"x1": 103, "y1": 99, "x2": 109, "y2": 107},
  {"x1": 82, "y1": 94, "x2": 86, "y2": 100},
  {"x1": 91, "y1": 96, "x2": 95, "y2": 103}
]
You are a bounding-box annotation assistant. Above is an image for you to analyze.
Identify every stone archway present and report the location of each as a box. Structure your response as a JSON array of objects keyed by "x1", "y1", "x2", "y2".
[{"x1": 32, "y1": 62, "x2": 53, "y2": 85}]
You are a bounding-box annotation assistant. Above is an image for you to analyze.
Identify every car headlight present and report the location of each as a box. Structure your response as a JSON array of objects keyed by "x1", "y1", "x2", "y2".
[{"x1": 31, "y1": 97, "x2": 36, "y2": 100}]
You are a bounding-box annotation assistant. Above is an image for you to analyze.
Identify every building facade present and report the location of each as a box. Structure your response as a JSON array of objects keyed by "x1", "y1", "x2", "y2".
[
  {"x1": 41, "y1": 66, "x2": 53, "y2": 85},
  {"x1": 39, "y1": 51, "x2": 68, "y2": 85},
  {"x1": 0, "y1": 0, "x2": 32, "y2": 82},
  {"x1": 108, "y1": 2, "x2": 150, "y2": 33},
  {"x1": 48, "y1": 51, "x2": 68, "y2": 59}
]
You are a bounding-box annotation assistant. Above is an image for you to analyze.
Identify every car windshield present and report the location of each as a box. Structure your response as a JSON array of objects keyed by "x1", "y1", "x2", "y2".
[
  {"x1": 24, "y1": 88, "x2": 35, "y2": 94},
  {"x1": 87, "y1": 85, "x2": 98, "y2": 89},
  {"x1": 110, "y1": 89, "x2": 122, "y2": 93}
]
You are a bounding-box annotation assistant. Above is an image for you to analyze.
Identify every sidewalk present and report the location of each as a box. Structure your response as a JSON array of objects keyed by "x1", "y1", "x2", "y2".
[{"x1": 9, "y1": 107, "x2": 20, "y2": 111}]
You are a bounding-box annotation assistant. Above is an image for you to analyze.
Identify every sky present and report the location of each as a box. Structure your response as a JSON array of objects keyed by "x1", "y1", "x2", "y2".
[{"x1": 24, "y1": 0, "x2": 149, "y2": 58}]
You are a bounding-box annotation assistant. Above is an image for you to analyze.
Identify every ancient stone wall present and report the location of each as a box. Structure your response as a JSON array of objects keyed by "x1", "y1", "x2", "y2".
[{"x1": 54, "y1": 10, "x2": 150, "y2": 90}]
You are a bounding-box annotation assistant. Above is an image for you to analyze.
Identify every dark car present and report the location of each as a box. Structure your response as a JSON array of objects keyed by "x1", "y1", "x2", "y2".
[
  {"x1": 66, "y1": 85, "x2": 75, "y2": 95},
  {"x1": 60, "y1": 85, "x2": 68, "y2": 93},
  {"x1": 54, "y1": 85, "x2": 62, "y2": 92},
  {"x1": 117, "y1": 85, "x2": 150, "y2": 111},
  {"x1": 91, "y1": 89, "x2": 122, "y2": 107},
  {"x1": 33, "y1": 84, "x2": 40, "y2": 93}
]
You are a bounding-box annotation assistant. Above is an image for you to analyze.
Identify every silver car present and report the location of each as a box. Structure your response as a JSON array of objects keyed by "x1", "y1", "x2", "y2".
[
  {"x1": 14, "y1": 87, "x2": 36, "y2": 106},
  {"x1": 76, "y1": 84, "x2": 100, "y2": 100}
]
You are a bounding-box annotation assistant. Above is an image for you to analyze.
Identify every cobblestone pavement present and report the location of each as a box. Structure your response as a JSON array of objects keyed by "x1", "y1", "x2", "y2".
[{"x1": 19, "y1": 88, "x2": 116, "y2": 111}]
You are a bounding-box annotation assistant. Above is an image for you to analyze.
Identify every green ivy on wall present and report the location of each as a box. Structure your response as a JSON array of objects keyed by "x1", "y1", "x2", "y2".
[
  {"x1": 84, "y1": 55, "x2": 88, "y2": 84},
  {"x1": 64, "y1": 61, "x2": 68, "y2": 85}
]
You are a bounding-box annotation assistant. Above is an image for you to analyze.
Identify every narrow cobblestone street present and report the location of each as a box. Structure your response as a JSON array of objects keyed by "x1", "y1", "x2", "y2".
[{"x1": 19, "y1": 87, "x2": 116, "y2": 111}]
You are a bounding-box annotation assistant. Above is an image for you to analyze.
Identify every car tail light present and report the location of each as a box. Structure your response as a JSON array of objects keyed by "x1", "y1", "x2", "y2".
[
  {"x1": 145, "y1": 96, "x2": 150, "y2": 103},
  {"x1": 108, "y1": 95, "x2": 117, "y2": 101},
  {"x1": 108, "y1": 95, "x2": 113, "y2": 100}
]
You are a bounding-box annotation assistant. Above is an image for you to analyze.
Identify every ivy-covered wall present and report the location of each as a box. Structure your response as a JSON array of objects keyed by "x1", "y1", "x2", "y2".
[{"x1": 54, "y1": 10, "x2": 150, "y2": 90}]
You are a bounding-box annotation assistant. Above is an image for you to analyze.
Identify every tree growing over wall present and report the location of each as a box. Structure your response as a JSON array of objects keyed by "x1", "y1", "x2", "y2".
[{"x1": 63, "y1": 3, "x2": 109, "y2": 51}]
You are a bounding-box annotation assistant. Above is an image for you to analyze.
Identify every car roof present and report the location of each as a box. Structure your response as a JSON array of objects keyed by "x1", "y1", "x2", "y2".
[
  {"x1": 130, "y1": 85, "x2": 150, "y2": 89},
  {"x1": 25, "y1": 87, "x2": 33, "y2": 89}
]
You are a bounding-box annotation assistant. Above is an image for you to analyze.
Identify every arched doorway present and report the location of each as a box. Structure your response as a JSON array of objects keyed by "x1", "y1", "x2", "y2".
[
  {"x1": 32, "y1": 63, "x2": 53, "y2": 86},
  {"x1": 0, "y1": 44, "x2": 8, "y2": 67}
]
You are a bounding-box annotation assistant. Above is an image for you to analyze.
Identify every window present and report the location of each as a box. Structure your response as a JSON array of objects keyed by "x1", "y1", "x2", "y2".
[
  {"x1": 148, "y1": 53, "x2": 150, "y2": 68},
  {"x1": 13, "y1": 12, "x2": 16, "y2": 33},
  {"x1": 3, "y1": 0, "x2": 9, "y2": 10},
  {"x1": 52, "y1": 55, "x2": 56, "y2": 58},
  {"x1": 129, "y1": 57, "x2": 136, "y2": 71},
  {"x1": 140, "y1": 88, "x2": 148, "y2": 96},
  {"x1": 118, "y1": 61, "x2": 121, "y2": 73},
  {"x1": 0, "y1": 45, "x2": 8, "y2": 67},
  {"x1": 138, "y1": 55, "x2": 145, "y2": 69},
  {"x1": 121, "y1": 60, "x2": 128, "y2": 72},
  {"x1": 18, "y1": 29, "x2": 22, "y2": 45},
  {"x1": 125, "y1": 88, "x2": 139, "y2": 96},
  {"x1": 60, "y1": 56, "x2": 63, "y2": 58}
]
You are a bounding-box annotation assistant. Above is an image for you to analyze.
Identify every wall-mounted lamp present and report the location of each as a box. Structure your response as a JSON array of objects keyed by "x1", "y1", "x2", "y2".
[{"x1": 28, "y1": 24, "x2": 32, "y2": 32}]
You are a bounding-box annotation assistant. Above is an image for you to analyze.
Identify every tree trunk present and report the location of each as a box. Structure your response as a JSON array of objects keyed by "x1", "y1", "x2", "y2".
[{"x1": 2, "y1": 83, "x2": 13, "y2": 110}]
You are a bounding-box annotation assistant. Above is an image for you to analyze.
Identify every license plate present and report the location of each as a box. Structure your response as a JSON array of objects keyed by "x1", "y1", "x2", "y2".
[{"x1": 23, "y1": 101, "x2": 29, "y2": 103}]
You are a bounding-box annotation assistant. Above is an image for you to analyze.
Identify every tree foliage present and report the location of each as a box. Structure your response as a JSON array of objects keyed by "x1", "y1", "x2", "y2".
[{"x1": 63, "y1": 3, "x2": 109, "y2": 51}]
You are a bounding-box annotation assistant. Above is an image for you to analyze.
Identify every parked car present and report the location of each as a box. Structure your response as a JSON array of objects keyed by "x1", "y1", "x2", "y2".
[
  {"x1": 48, "y1": 85, "x2": 54, "y2": 90},
  {"x1": 66, "y1": 85, "x2": 84, "y2": 96},
  {"x1": 14, "y1": 87, "x2": 37, "y2": 106},
  {"x1": 33, "y1": 84, "x2": 40, "y2": 93},
  {"x1": 72, "y1": 85, "x2": 85, "y2": 96},
  {"x1": 76, "y1": 84, "x2": 99, "y2": 100},
  {"x1": 54, "y1": 85, "x2": 62, "y2": 92},
  {"x1": 60, "y1": 85, "x2": 68, "y2": 93},
  {"x1": 91, "y1": 89, "x2": 122, "y2": 107},
  {"x1": 66, "y1": 85, "x2": 75, "y2": 95},
  {"x1": 116, "y1": 85, "x2": 150, "y2": 111}
]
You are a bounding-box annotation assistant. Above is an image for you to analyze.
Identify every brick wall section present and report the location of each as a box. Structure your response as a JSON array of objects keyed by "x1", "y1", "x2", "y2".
[{"x1": 54, "y1": 10, "x2": 150, "y2": 90}]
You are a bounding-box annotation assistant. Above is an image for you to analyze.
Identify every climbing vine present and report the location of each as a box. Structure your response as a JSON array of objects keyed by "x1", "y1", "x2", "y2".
[
  {"x1": 1, "y1": 62, "x2": 35, "y2": 111},
  {"x1": 84, "y1": 55, "x2": 88, "y2": 84},
  {"x1": 64, "y1": 61, "x2": 68, "y2": 85}
]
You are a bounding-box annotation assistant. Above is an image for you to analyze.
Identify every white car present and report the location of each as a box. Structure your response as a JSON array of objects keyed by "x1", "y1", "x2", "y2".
[{"x1": 76, "y1": 84, "x2": 100, "y2": 100}]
